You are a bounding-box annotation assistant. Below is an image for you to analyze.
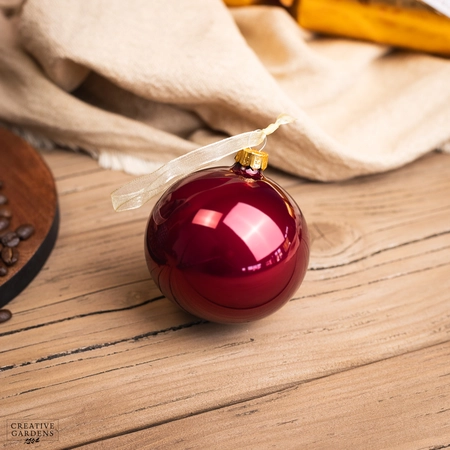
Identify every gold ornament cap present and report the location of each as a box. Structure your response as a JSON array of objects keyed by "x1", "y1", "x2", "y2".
[{"x1": 235, "y1": 148, "x2": 269, "y2": 171}]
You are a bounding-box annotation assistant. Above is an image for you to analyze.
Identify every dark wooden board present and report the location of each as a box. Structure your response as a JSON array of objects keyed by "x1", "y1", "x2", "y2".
[{"x1": 0, "y1": 127, "x2": 59, "y2": 307}]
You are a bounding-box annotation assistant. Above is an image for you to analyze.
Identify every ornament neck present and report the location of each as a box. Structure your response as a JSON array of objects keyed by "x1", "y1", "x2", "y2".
[{"x1": 231, "y1": 162, "x2": 265, "y2": 180}]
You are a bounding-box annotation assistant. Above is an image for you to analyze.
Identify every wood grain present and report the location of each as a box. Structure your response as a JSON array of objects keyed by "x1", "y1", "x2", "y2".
[
  {"x1": 81, "y1": 341, "x2": 450, "y2": 450},
  {"x1": 1, "y1": 147, "x2": 449, "y2": 449}
]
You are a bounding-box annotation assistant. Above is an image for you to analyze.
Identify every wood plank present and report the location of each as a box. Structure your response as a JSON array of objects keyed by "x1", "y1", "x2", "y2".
[
  {"x1": 1, "y1": 230, "x2": 449, "y2": 363},
  {"x1": 1, "y1": 245, "x2": 449, "y2": 446},
  {"x1": 1, "y1": 149, "x2": 449, "y2": 448},
  {"x1": 39, "y1": 149, "x2": 105, "y2": 180},
  {"x1": 83, "y1": 341, "x2": 450, "y2": 450}
]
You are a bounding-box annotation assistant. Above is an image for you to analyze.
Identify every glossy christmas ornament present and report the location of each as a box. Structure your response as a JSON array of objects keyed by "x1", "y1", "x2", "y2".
[
  {"x1": 111, "y1": 115, "x2": 309, "y2": 324},
  {"x1": 144, "y1": 149, "x2": 309, "y2": 323}
]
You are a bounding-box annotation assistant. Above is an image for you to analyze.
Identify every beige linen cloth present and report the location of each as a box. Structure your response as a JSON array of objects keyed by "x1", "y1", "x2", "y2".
[{"x1": 0, "y1": 0, "x2": 449, "y2": 181}]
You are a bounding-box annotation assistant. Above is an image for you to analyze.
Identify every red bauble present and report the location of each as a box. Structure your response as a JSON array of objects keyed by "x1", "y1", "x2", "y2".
[{"x1": 145, "y1": 159, "x2": 309, "y2": 324}]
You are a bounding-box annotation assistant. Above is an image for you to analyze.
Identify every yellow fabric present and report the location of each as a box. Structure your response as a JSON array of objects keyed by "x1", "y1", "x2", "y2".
[
  {"x1": 0, "y1": 0, "x2": 449, "y2": 181},
  {"x1": 297, "y1": 0, "x2": 450, "y2": 56}
]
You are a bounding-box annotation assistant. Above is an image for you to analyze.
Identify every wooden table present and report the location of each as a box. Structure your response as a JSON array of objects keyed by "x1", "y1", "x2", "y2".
[{"x1": 1, "y1": 144, "x2": 450, "y2": 449}]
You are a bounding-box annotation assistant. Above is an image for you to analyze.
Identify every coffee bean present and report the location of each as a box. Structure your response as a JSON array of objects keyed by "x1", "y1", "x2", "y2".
[
  {"x1": 0, "y1": 309, "x2": 12, "y2": 323},
  {"x1": 0, "y1": 207, "x2": 12, "y2": 219},
  {"x1": 16, "y1": 224, "x2": 35, "y2": 241},
  {"x1": 0, "y1": 261, "x2": 7, "y2": 276},
  {"x1": 1, "y1": 246, "x2": 19, "y2": 266},
  {"x1": 0, "y1": 181, "x2": 35, "y2": 280},
  {"x1": 1, "y1": 231, "x2": 20, "y2": 248},
  {"x1": 0, "y1": 217, "x2": 9, "y2": 232}
]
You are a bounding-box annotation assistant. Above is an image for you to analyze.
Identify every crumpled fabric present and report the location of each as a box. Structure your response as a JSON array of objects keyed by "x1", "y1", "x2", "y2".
[{"x1": 0, "y1": 0, "x2": 449, "y2": 180}]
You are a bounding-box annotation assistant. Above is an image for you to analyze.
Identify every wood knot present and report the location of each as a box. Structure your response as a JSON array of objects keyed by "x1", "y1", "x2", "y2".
[{"x1": 308, "y1": 221, "x2": 362, "y2": 269}]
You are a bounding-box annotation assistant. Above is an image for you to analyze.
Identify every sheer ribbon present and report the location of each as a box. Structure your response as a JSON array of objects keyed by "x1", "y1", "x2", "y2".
[{"x1": 111, "y1": 114, "x2": 295, "y2": 212}]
